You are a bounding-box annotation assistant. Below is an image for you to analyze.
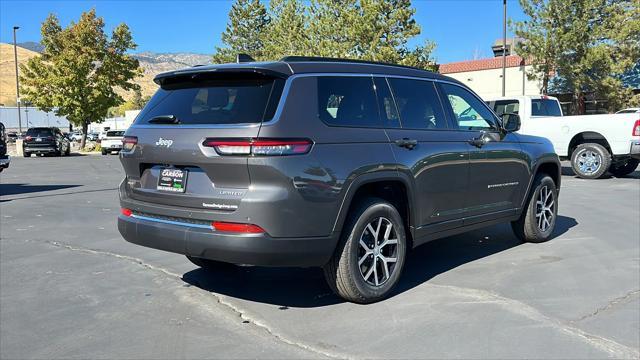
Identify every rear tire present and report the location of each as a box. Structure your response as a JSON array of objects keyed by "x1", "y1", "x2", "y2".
[
  {"x1": 101, "y1": 149, "x2": 107, "y2": 155},
  {"x1": 511, "y1": 174, "x2": 558, "y2": 243},
  {"x1": 186, "y1": 256, "x2": 235, "y2": 271},
  {"x1": 23, "y1": 152, "x2": 30, "y2": 158},
  {"x1": 323, "y1": 197, "x2": 407, "y2": 304},
  {"x1": 570, "y1": 143, "x2": 611, "y2": 179},
  {"x1": 609, "y1": 158, "x2": 639, "y2": 178}
]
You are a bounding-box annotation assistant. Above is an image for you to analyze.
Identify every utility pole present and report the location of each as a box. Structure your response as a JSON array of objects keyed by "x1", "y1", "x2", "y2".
[
  {"x1": 502, "y1": 0, "x2": 507, "y2": 97},
  {"x1": 13, "y1": 26, "x2": 22, "y2": 134}
]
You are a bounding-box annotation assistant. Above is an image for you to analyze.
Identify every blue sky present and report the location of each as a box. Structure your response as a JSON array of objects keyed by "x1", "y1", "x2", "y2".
[{"x1": 0, "y1": 0, "x2": 526, "y2": 64}]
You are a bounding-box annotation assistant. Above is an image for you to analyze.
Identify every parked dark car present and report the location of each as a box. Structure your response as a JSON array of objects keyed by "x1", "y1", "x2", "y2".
[
  {"x1": 23, "y1": 127, "x2": 71, "y2": 157},
  {"x1": 0, "y1": 122, "x2": 9, "y2": 172},
  {"x1": 118, "y1": 57, "x2": 561, "y2": 303}
]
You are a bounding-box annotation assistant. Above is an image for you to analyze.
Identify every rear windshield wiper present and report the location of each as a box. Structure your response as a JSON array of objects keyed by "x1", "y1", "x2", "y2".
[{"x1": 148, "y1": 115, "x2": 181, "y2": 124}]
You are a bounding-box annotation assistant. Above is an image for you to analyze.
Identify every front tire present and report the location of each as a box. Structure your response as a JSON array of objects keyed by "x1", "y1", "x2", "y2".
[
  {"x1": 609, "y1": 158, "x2": 639, "y2": 178},
  {"x1": 511, "y1": 174, "x2": 558, "y2": 243},
  {"x1": 324, "y1": 197, "x2": 407, "y2": 303},
  {"x1": 23, "y1": 152, "x2": 30, "y2": 158},
  {"x1": 570, "y1": 143, "x2": 611, "y2": 179}
]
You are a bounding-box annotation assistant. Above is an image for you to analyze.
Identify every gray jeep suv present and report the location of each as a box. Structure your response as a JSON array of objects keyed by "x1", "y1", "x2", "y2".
[{"x1": 118, "y1": 57, "x2": 560, "y2": 303}]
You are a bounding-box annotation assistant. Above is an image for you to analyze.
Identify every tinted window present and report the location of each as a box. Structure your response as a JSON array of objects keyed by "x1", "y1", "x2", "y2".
[
  {"x1": 440, "y1": 84, "x2": 496, "y2": 130},
  {"x1": 388, "y1": 78, "x2": 447, "y2": 130},
  {"x1": 106, "y1": 131, "x2": 125, "y2": 137},
  {"x1": 490, "y1": 100, "x2": 520, "y2": 116},
  {"x1": 373, "y1": 78, "x2": 400, "y2": 128},
  {"x1": 531, "y1": 99, "x2": 562, "y2": 116},
  {"x1": 317, "y1": 76, "x2": 380, "y2": 127},
  {"x1": 26, "y1": 128, "x2": 53, "y2": 137},
  {"x1": 137, "y1": 75, "x2": 284, "y2": 125},
  {"x1": 616, "y1": 109, "x2": 638, "y2": 114}
]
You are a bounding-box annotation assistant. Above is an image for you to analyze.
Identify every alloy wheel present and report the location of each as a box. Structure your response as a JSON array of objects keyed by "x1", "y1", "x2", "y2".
[
  {"x1": 535, "y1": 185, "x2": 555, "y2": 233},
  {"x1": 357, "y1": 217, "x2": 399, "y2": 287}
]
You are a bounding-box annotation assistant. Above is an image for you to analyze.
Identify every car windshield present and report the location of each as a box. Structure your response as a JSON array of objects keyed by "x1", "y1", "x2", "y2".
[
  {"x1": 616, "y1": 109, "x2": 638, "y2": 114},
  {"x1": 26, "y1": 128, "x2": 54, "y2": 137},
  {"x1": 106, "y1": 131, "x2": 125, "y2": 137}
]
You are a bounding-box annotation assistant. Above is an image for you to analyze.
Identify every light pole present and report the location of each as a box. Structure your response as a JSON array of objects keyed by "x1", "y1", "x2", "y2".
[
  {"x1": 13, "y1": 26, "x2": 22, "y2": 134},
  {"x1": 502, "y1": 0, "x2": 507, "y2": 97}
]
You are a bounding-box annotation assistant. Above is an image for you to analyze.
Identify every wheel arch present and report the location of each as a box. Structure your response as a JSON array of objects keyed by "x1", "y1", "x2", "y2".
[
  {"x1": 332, "y1": 171, "x2": 416, "y2": 248},
  {"x1": 568, "y1": 131, "x2": 612, "y2": 157},
  {"x1": 518, "y1": 158, "x2": 561, "y2": 211}
]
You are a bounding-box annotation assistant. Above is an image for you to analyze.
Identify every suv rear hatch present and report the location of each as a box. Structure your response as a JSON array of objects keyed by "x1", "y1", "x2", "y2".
[
  {"x1": 120, "y1": 70, "x2": 286, "y2": 210},
  {"x1": 24, "y1": 128, "x2": 56, "y2": 148}
]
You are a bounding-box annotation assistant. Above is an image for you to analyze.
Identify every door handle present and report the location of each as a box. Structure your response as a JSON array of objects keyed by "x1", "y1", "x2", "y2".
[
  {"x1": 395, "y1": 138, "x2": 418, "y2": 150},
  {"x1": 468, "y1": 132, "x2": 491, "y2": 148}
]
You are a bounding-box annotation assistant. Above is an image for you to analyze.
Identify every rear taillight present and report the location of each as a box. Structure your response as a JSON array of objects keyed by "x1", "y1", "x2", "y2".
[
  {"x1": 633, "y1": 120, "x2": 640, "y2": 137},
  {"x1": 122, "y1": 136, "x2": 138, "y2": 151},
  {"x1": 212, "y1": 221, "x2": 265, "y2": 234},
  {"x1": 121, "y1": 208, "x2": 132, "y2": 217},
  {"x1": 203, "y1": 138, "x2": 313, "y2": 156}
]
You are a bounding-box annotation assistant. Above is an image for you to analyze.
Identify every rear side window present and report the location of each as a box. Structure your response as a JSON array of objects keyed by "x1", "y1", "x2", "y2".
[
  {"x1": 531, "y1": 99, "x2": 562, "y2": 116},
  {"x1": 490, "y1": 100, "x2": 520, "y2": 116},
  {"x1": 26, "y1": 128, "x2": 53, "y2": 137},
  {"x1": 137, "y1": 74, "x2": 284, "y2": 125},
  {"x1": 317, "y1": 76, "x2": 380, "y2": 128},
  {"x1": 388, "y1": 78, "x2": 447, "y2": 130}
]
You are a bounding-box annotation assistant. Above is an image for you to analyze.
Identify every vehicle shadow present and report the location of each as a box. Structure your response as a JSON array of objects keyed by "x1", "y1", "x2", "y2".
[
  {"x1": 0, "y1": 183, "x2": 81, "y2": 197},
  {"x1": 562, "y1": 165, "x2": 640, "y2": 179},
  {"x1": 181, "y1": 215, "x2": 578, "y2": 307}
]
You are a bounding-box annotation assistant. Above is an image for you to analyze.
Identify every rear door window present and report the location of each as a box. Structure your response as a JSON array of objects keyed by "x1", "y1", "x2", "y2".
[
  {"x1": 387, "y1": 78, "x2": 447, "y2": 130},
  {"x1": 137, "y1": 74, "x2": 284, "y2": 125},
  {"x1": 531, "y1": 99, "x2": 562, "y2": 116},
  {"x1": 317, "y1": 76, "x2": 381, "y2": 128}
]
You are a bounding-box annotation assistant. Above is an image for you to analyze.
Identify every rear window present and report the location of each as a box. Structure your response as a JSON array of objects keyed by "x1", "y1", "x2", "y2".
[
  {"x1": 490, "y1": 100, "x2": 520, "y2": 116},
  {"x1": 106, "y1": 131, "x2": 125, "y2": 137},
  {"x1": 531, "y1": 99, "x2": 562, "y2": 116},
  {"x1": 26, "y1": 128, "x2": 53, "y2": 137},
  {"x1": 317, "y1": 76, "x2": 380, "y2": 128},
  {"x1": 137, "y1": 73, "x2": 285, "y2": 125}
]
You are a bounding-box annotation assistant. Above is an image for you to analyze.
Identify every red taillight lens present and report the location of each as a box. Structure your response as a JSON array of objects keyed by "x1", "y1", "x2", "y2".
[
  {"x1": 122, "y1": 136, "x2": 138, "y2": 151},
  {"x1": 203, "y1": 138, "x2": 313, "y2": 156},
  {"x1": 633, "y1": 120, "x2": 640, "y2": 137},
  {"x1": 212, "y1": 221, "x2": 265, "y2": 234},
  {"x1": 121, "y1": 208, "x2": 133, "y2": 217}
]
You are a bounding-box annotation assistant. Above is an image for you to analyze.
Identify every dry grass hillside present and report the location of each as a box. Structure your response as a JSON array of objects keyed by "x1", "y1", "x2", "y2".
[
  {"x1": 0, "y1": 43, "x2": 39, "y2": 106},
  {"x1": 0, "y1": 43, "x2": 210, "y2": 106}
]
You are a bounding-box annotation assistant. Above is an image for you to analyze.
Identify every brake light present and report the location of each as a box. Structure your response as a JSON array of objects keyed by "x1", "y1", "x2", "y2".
[
  {"x1": 122, "y1": 136, "x2": 138, "y2": 151},
  {"x1": 633, "y1": 120, "x2": 640, "y2": 137},
  {"x1": 203, "y1": 138, "x2": 313, "y2": 156},
  {"x1": 121, "y1": 208, "x2": 133, "y2": 217},
  {"x1": 212, "y1": 221, "x2": 265, "y2": 234}
]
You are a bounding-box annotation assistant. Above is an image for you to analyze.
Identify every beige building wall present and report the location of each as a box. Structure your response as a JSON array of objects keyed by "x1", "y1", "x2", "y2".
[{"x1": 444, "y1": 65, "x2": 542, "y2": 100}]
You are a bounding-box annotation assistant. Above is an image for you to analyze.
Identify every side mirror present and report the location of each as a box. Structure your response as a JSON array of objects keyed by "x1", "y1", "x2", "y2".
[{"x1": 501, "y1": 113, "x2": 521, "y2": 132}]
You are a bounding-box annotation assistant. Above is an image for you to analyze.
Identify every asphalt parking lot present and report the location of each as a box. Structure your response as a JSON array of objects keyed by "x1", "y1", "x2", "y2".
[{"x1": 1, "y1": 154, "x2": 639, "y2": 359}]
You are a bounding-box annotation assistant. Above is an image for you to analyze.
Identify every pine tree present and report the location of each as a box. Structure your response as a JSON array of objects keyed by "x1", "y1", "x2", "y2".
[
  {"x1": 515, "y1": 0, "x2": 640, "y2": 113},
  {"x1": 262, "y1": 0, "x2": 310, "y2": 59},
  {"x1": 212, "y1": 0, "x2": 270, "y2": 63}
]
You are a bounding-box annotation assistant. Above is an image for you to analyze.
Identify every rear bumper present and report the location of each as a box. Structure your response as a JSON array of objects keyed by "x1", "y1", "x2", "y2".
[
  {"x1": 23, "y1": 146, "x2": 57, "y2": 153},
  {"x1": 118, "y1": 214, "x2": 338, "y2": 267},
  {"x1": 0, "y1": 155, "x2": 9, "y2": 168},
  {"x1": 630, "y1": 140, "x2": 640, "y2": 159}
]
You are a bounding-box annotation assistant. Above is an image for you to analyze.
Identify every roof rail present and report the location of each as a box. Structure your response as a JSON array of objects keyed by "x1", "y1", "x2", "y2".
[{"x1": 279, "y1": 56, "x2": 431, "y2": 72}]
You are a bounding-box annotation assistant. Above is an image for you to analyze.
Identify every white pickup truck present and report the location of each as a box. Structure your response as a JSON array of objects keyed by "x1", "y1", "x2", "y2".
[
  {"x1": 100, "y1": 130, "x2": 125, "y2": 155},
  {"x1": 485, "y1": 95, "x2": 640, "y2": 179}
]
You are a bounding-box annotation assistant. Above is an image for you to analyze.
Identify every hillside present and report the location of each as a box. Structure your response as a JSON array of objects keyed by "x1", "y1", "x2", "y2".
[
  {"x1": 0, "y1": 43, "x2": 39, "y2": 106},
  {"x1": 0, "y1": 43, "x2": 211, "y2": 106}
]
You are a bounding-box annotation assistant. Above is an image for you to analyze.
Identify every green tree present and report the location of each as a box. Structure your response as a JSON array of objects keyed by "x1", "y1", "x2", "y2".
[
  {"x1": 20, "y1": 10, "x2": 140, "y2": 148},
  {"x1": 212, "y1": 0, "x2": 270, "y2": 63},
  {"x1": 262, "y1": 0, "x2": 310, "y2": 59},
  {"x1": 515, "y1": 0, "x2": 640, "y2": 114}
]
